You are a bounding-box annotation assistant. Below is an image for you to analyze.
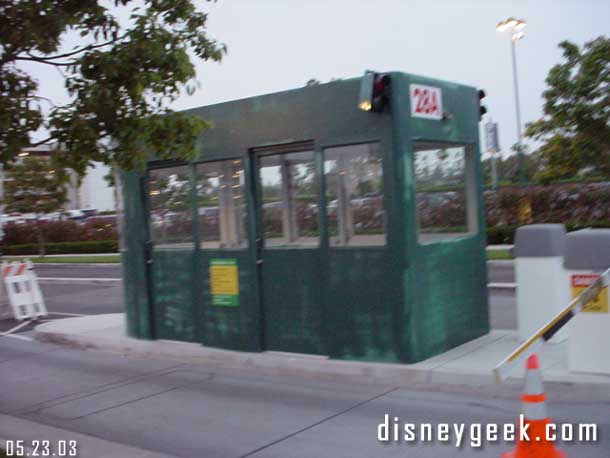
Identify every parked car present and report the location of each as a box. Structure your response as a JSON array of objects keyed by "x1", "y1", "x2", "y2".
[{"x1": 63, "y1": 209, "x2": 87, "y2": 221}]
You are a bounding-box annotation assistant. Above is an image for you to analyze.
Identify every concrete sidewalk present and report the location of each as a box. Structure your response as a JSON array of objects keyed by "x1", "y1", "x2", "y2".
[{"x1": 34, "y1": 314, "x2": 610, "y2": 402}]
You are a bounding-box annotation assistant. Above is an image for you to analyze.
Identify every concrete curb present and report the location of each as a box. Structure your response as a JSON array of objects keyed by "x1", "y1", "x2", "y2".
[{"x1": 33, "y1": 316, "x2": 610, "y2": 402}]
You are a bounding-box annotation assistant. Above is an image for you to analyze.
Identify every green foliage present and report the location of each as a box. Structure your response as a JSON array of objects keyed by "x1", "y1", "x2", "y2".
[
  {"x1": 485, "y1": 221, "x2": 610, "y2": 245},
  {"x1": 2, "y1": 219, "x2": 117, "y2": 244},
  {"x1": 481, "y1": 150, "x2": 542, "y2": 185},
  {"x1": 2, "y1": 156, "x2": 67, "y2": 214},
  {"x1": 486, "y1": 249, "x2": 512, "y2": 260},
  {"x1": 526, "y1": 37, "x2": 610, "y2": 181},
  {"x1": 2, "y1": 239, "x2": 118, "y2": 255},
  {"x1": 486, "y1": 224, "x2": 519, "y2": 245},
  {"x1": 0, "y1": 0, "x2": 225, "y2": 175}
]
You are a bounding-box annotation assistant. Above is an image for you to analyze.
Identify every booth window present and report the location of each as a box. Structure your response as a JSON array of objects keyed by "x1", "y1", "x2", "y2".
[
  {"x1": 413, "y1": 142, "x2": 477, "y2": 243},
  {"x1": 324, "y1": 143, "x2": 385, "y2": 246},
  {"x1": 258, "y1": 151, "x2": 319, "y2": 247},
  {"x1": 195, "y1": 159, "x2": 247, "y2": 249},
  {"x1": 148, "y1": 166, "x2": 194, "y2": 247}
]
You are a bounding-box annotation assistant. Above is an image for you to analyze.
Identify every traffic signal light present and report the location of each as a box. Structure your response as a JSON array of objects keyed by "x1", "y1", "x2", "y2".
[
  {"x1": 359, "y1": 72, "x2": 391, "y2": 113},
  {"x1": 478, "y1": 89, "x2": 487, "y2": 119}
]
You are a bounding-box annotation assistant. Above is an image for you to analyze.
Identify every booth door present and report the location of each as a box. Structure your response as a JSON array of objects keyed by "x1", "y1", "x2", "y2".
[
  {"x1": 252, "y1": 145, "x2": 325, "y2": 355},
  {"x1": 147, "y1": 165, "x2": 198, "y2": 342}
]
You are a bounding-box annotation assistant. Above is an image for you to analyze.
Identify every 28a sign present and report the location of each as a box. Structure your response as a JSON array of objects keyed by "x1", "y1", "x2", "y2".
[{"x1": 410, "y1": 84, "x2": 443, "y2": 120}]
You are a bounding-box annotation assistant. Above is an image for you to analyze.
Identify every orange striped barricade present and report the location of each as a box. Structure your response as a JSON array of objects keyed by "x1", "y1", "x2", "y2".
[
  {"x1": 1, "y1": 260, "x2": 47, "y2": 321},
  {"x1": 24, "y1": 259, "x2": 47, "y2": 318}
]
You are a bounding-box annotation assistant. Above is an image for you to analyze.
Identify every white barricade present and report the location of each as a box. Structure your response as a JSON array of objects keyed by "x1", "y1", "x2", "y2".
[
  {"x1": 25, "y1": 260, "x2": 47, "y2": 318},
  {"x1": 1, "y1": 260, "x2": 48, "y2": 321},
  {"x1": 495, "y1": 267, "x2": 610, "y2": 382}
]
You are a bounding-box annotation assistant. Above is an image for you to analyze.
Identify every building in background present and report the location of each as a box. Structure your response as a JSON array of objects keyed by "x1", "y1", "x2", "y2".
[{"x1": 0, "y1": 145, "x2": 115, "y2": 215}]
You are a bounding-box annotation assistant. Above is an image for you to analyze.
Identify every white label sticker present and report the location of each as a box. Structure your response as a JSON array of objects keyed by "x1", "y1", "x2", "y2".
[{"x1": 410, "y1": 84, "x2": 443, "y2": 120}]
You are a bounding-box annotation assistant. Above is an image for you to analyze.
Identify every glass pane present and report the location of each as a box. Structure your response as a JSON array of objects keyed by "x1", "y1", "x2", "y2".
[
  {"x1": 195, "y1": 159, "x2": 247, "y2": 249},
  {"x1": 324, "y1": 143, "x2": 385, "y2": 246},
  {"x1": 148, "y1": 166, "x2": 193, "y2": 247},
  {"x1": 413, "y1": 143, "x2": 471, "y2": 242},
  {"x1": 259, "y1": 151, "x2": 319, "y2": 247}
]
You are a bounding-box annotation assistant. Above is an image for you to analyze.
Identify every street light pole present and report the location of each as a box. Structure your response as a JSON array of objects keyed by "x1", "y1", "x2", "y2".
[
  {"x1": 497, "y1": 17, "x2": 527, "y2": 186},
  {"x1": 510, "y1": 35, "x2": 525, "y2": 186}
]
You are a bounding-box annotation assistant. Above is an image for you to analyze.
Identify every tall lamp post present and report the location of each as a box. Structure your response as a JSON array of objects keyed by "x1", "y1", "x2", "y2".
[{"x1": 497, "y1": 17, "x2": 527, "y2": 186}]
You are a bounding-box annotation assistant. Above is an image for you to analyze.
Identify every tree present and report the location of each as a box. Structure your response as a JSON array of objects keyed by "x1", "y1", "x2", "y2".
[
  {"x1": 0, "y1": 1, "x2": 226, "y2": 176},
  {"x1": 481, "y1": 146, "x2": 542, "y2": 185},
  {"x1": 526, "y1": 37, "x2": 610, "y2": 182},
  {"x1": 3, "y1": 156, "x2": 68, "y2": 256}
]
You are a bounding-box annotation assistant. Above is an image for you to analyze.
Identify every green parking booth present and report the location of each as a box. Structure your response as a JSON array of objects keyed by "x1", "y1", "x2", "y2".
[{"x1": 120, "y1": 71, "x2": 489, "y2": 363}]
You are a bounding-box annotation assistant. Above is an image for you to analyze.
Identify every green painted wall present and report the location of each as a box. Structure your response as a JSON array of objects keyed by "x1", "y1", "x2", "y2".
[{"x1": 120, "y1": 72, "x2": 489, "y2": 364}]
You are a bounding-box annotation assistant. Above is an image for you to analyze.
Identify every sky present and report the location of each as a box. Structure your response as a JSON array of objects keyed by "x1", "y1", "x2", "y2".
[
  {"x1": 184, "y1": 0, "x2": 609, "y2": 159},
  {"x1": 26, "y1": 0, "x2": 610, "y2": 163}
]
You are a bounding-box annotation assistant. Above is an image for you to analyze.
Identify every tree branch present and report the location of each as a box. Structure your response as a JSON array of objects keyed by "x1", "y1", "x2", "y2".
[
  {"x1": 14, "y1": 56, "x2": 76, "y2": 66},
  {"x1": 28, "y1": 137, "x2": 55, "y2": 148},
  {"x1": 16, "y1": 34, "x2": 127, "y2": 63}
]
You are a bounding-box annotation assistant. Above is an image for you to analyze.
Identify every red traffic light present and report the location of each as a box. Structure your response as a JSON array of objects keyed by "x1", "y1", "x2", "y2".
[
  {"x1": 478, "y1": 89, "x2": 487, "y2": 119},
  {"x1": 359, "y1": 72, "x2": 391, "y2": 113}
]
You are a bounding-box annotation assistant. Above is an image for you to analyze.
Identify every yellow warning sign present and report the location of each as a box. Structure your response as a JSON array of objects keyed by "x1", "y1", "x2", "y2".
[
  {"x1": 571, "y1": 274, "x2": 609, "y2": 313},
  {"x1": 518, "y1": 197, "x2": 532, "y2": 224},
  {"x1": 210, "y1": 259, "x2": 239, "y2": 306}
]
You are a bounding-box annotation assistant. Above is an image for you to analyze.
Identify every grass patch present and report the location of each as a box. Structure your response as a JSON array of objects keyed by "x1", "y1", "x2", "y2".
[
  {"x1": 486, "y1": 249, "x2": 513, "y2": 260},
  {"x1": 0, "y1": 250, "x2": 513, "y2": 264},
  {"x1": 3, "y1": 255, "x2": 120, "y2": 264},
  {"x1": 3, "y1": 250, "x2": 512, "y2": 263}
]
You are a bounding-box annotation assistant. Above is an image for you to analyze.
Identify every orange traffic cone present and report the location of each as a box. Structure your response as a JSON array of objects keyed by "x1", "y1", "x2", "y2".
[{"x1": 502, "y1": 354, "x2": 566, "y2": 458}]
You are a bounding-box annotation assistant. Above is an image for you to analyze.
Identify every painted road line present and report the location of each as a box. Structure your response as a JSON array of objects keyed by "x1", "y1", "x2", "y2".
[
  {"x1": 38, "y1": 277, "x2": 121, "y2": 283},
  {"x1": 50, "y1": 312, "x2": 87, "y2": 317},
  {"x1": 30, "y1": 263, "x2": 119, "y2": 266},
  {"x1": 1, "y1": 320, "x2": 31, "y2": 335},
  {"x1": 0, "y1": 333, "x2": 34, "y2": 342},
  {"x1": 488, "y1": 282, "x2": 517, "y2": 289},
  {"x1": 486, "y1": 245, "x2": 514, "y2": 251}
]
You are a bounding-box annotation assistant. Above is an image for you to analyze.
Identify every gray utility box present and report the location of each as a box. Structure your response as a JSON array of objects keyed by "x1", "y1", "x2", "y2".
[
  {"x1": 564, "y1": 229, "x2": 610, "y2": 374},
  {"x1": 514, "y1": 224, "x2": 569, "y2": 341}
]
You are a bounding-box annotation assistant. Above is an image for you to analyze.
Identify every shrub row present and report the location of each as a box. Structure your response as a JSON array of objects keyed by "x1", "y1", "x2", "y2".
[
  {"x1": 1, "y1": 240, "x2": 118, "y2": 255},
  {"x1": 2, "y1": 219, "x2": 117, "y2": 245},
  {"x1": 485, "y1": 183, "x2": 610, "y2": 226},
  {"x1": 1, "y1": 219, "x2": 609, "y2": 254},
  {"x1": 485, "y1": 220, "x2": 610, "y2": 245}
]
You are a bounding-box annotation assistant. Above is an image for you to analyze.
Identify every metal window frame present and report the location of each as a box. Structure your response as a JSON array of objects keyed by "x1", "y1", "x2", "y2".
[
  {"x1": 412, "y1": 140, "x2": 478, "y2": 244},
  {"x1": 322, "y1": 141, "x2": 386, "y2": 248}
]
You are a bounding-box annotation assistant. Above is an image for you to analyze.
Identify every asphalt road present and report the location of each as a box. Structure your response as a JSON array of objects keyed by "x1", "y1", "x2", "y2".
[
  {"x1": 488, "y1": 260, "x2": 515, "y2": 284},
  {"x1": 1, "y1": 337, "x2": 608, "y2": 458},
  {"x1": 0, "y1": 282, "x2": 124, "y2": 334},
  {"x1": 34, "y1": 263, "x2": 121, "y2": 279},
  {"x1": 2, "y1": 261, "x2": 605, "y2": 457},
  {"x1": 0, "y1": 261, "x2": 517, "y2": 335}
]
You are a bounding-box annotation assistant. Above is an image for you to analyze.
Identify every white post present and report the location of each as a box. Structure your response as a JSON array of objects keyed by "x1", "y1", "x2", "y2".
[{"x1": 280, "y1": 157, "x2": 297, "y2": 243}]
